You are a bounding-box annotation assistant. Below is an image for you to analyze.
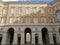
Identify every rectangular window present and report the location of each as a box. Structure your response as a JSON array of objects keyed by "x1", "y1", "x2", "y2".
[
  {"x1": 19, "y1": 7, "x2": 22, "y2": 16},
  {"x1": 0, "y1": 11, "x2": 2, "y2": 16},
  {"x1": 50, "y1": 17, "x2": 54, "y2": 23},
  {"x1": 1, "y1": 17, "x2": 6, "y2": 24},
  {"x1": 40, "y1": 7, "x2": 45, "y2": 15},
  {"x1": 10, "y1": 17, "x2": 14, "y2": 24},
  {"x1": 11, "y1": 7, "x2": 15, "y2": 15},
  {"x1": 41, "y1": 17, "x2": 46, "y2": 23},
  {"x1": 48, "y1": 7, "x2": 52, "y2": 14},
  {"x1": 55, "y1": 5, "x2": 59, "y2": 10},
  {"x1": 26, "y1": 17, "x2": 30, "y2": 24},
  {"x1": 3, "y1": 8, "x2": 7, "y2": 15},
  {"x1": 33, "y1": 7, "x2": 37, "y2": 15},
  {"x1": 26, "y1": 7, "x2": 30, "y2": 15},
  {"x1": 57, "y1": 15, "x2": 60, "y2": 23},
  {"x1": 34, "y1": 17, "x2": 38, "y2": 24},
  {"x1": 18, "y1": 16, "x2": 22, "y2": 23}
]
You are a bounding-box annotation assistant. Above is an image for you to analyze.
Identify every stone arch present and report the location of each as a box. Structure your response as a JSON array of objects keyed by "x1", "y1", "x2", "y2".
[
  {"x1": 41, "y1": 27, "x2": 49, "y2": 44},
  {"x1": 24, "y1": 28, "x2": 32, "y2": 44},
  {"x1": 7, "y1": 28, "x2": 14, "y2": 44}
]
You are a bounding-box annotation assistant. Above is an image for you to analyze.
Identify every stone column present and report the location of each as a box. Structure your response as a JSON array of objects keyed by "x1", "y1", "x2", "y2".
[
  {"x1": 32, "y1": 33, "x2": 35, "y2": 44},
  {"x1": 13, "y1": 32, "x2": 17, "y2": 44},
  {"x1": 21, "y1": 32, "x2": 24, "y2": 44},
  {"x1": 49, "y1": 32, "x2": 54, "y2": 44},
  {"x1": 56, "y1": 32, "x2": 60, "y2": 44},
  {"x1": 1, "y1": 32, "x2": 7, "y2": 44},
  {"x1": 39, "y1": 32, "x2": 43, "y2": 44}
]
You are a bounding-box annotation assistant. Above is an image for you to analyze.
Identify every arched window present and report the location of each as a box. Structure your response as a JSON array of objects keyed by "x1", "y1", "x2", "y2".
[{"x1": 55, "y1": 10, "x2": 60, "y2": 23}]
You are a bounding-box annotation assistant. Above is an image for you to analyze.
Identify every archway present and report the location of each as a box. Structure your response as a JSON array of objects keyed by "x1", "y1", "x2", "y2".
[
  {"x1": 24, "y1": 28, "x2": 31, "y2": 44},
  {"x1": 7, "y1": 28, "x2": 14, "y2": 44},
  {"x1": 41, "y1": 28, "x2": 49, "y2": 44}
]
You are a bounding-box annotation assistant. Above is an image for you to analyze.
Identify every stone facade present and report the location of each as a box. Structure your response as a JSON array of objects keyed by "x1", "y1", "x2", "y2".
[{"x1": 0, "y1": 0, "x2": 60, "y2": 44}]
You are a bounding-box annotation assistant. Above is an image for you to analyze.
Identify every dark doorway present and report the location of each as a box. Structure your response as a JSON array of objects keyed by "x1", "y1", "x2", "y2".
[
  {"x1": 25, "y1": 28, "x2": 31, "y2": 44},
  {"x1": 17, "y1": 34, "x2": 21, "y2": 44},
  {"x1": 7, "y1": 28, "x2": 14, "y2": 44},
  {"x1": 35, "y1": 34, "x2": 38, "y2": 44},
  {"x1": 0, "y1": 34, "x2": 2, "y2": 44},
  {"x1": 41, "y1": 28, "x2": 49, "y2": 44},
  {"x1": 59, "y1": 28, "x2": 60, "y2": 34},
  {"x1": 53, "y1": 34, "x2": 57, "y2": 44}
]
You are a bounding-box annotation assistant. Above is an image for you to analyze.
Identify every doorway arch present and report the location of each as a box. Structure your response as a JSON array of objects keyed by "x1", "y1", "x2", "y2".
[
  {"x1": 24, "y1": 28, "x2": 32, "y2": 44},
  {"x1": 41, "y1": 28, "x2": 49, "y2": 44},
  {"x1": 7, "y1": 28, "x2": 14, "y2": 44}
]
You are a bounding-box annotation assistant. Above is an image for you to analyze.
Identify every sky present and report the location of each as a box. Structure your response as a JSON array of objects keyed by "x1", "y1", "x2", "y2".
[{"x1": 2, "y1": 0, "x2": 53, "y2": 2}]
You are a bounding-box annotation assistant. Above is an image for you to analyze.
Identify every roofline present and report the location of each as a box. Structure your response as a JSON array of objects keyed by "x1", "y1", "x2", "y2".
[{"x1": 2, "y1": 1, "x2": 52, "y2": 4}]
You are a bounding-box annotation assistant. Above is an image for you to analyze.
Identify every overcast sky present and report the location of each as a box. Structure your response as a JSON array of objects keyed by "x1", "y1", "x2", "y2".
[{"x1": 2, "y1": 0, "x2": 53, "y2": 2}]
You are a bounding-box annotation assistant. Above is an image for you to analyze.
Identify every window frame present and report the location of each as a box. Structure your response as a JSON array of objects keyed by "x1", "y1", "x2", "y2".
[
  {"x1": 1, "y1": 17, "x2": 6, "y2": 24},
  {"x1": 40, "y1": 7, "x2": 45, "y2": 15},
  {"x1": 33, "y1": 7, "x2": 37, "y2": 15},
  {"x1": 19, "y1": 7, "x2": 22, "y2": 16},
  {"x1": 18, "y1": 16, "x2": 22, "y2": 23},
  {"x1": 50, "y1": 16, "x2": 54, "y2": 23},
  {"x1": 34, "y1": 17, "x2": 38, "y2": 24},
  {"x1": 26, "y1": 7, "x2": 30, "y2": 15},
  {"x1": 11, "y1": 7, "x2": 15, "y2": 16},
  {"x1": 55, "y1": 10, "x2": 60, "y2": 23},
  {"x1": 3, "y1": 7, "x2": 7, "y2": 15},
  {"x1": 41, "y1": 16, "x2": 46, "y2": 23},
  {"x1": 10, "y1": 17, "x2": 14, "y2": 24}
]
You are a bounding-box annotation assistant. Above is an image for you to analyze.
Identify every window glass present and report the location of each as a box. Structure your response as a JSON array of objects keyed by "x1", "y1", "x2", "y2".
[
  {"x1": 41, "y1": 17, "x2": 46, "y2": 23},
  {"x1": 33, "y1": 7, "x2": 37, "y2": 15},
  {"x1": 40, "y1": 7, "x2": 45, "y2": 14},
  {"x1": 56, "y1": 10, "x2": 60, "y2": 23},
  {"x1": 1, "y1": 17, "x2": 6, "y2": 24},
  {"x1": 50, "y1": 17, "x2": 54, "y2": 23},
  {"x1": 19, "y1": 7, "x2": 22, "y2": 15},
  {"x1": 11, "y1": 7, "x2": 15, "y2": 15},
  {"x1": 3, "y1": 8, "x2": 7, "y2": 15},
  {"x1": 26, "y1": 7, "x2": 30, "y2": 15},
  {"x1": 34, "y1": 17, "x2": 38, "y2": 24},
  {"x1": 10, "y1": 17, "x2": 14, "y2": 24}
]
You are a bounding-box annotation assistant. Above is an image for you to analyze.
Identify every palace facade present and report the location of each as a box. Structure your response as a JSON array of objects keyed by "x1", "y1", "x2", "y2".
[{"x1": 0, "y1": 0, "x2": 60, "y2": 44}]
